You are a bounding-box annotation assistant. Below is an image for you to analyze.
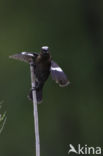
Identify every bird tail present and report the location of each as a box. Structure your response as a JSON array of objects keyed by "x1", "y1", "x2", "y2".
[{"x1": 28, "y1": 89, "x2": 43, "y2": 104}]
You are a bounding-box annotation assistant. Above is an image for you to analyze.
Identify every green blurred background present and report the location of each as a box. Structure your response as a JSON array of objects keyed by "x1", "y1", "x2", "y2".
[{"x1": 0, "y1": 0, "x2": 103, "y2": 156}]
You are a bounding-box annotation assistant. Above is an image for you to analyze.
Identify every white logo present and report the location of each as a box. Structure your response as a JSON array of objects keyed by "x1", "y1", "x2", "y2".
[
  {"x1": 68, "y1": 144, "x2": 102, "y2": 155},
  {"x1": 68, "y1": 144, "x2": 78, "y2": 154}
]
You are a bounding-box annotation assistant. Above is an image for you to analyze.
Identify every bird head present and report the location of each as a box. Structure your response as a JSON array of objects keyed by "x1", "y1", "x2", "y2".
[{"x1": 41, "y1": 46, "x2": 49, "y2": 54}]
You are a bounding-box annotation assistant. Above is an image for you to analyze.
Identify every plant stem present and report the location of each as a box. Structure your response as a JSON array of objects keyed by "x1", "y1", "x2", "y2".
[{"x1": 30, "y1": 63, "x2": 40, "y2": 156}]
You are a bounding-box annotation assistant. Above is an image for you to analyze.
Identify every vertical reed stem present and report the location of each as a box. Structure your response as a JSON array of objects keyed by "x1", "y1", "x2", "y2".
[{"x1": 30, "y1": 63, "x2": 40, "y2": 156}]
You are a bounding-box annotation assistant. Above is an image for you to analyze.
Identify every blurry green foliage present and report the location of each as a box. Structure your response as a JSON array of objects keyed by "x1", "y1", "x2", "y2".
[{"x1": 0, "y1": 0, "x2": 103, "y2": 156}]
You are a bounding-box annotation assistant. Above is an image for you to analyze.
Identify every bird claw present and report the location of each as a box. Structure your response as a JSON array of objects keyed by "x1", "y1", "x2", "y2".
[
  {"x1": 30, "y1": 61, "x2": 34, "y2": 66},
  {"x1": 31, "y1": 87, "x2": 37, "y2": 91}
]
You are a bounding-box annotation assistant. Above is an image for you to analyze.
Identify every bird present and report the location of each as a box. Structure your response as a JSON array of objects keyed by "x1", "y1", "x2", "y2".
[{"x1": 9, "y1": 46, "x2": 70, "y2": 104}]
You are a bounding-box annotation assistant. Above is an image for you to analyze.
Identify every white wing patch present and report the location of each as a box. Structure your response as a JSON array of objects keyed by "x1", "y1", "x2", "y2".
[
  {"x1": 51, "y1": 67, "x2": 63, "y2": 72},
  {"x1": 21, "y1": 52, "x2": 34, "y2": 57},
  {"x1": 50, "y1": 61, "x2": 70, "y2": 87}
]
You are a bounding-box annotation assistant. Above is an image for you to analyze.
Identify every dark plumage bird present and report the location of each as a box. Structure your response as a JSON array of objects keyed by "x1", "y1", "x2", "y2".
[{"x1": 10, "y1": 46, "x2": 70, "y2": 103}]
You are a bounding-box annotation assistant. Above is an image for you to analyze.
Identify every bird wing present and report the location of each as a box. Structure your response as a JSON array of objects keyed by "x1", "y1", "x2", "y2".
[
  {"x1": 50, "y1": 60, "x2": 70, "y2": 87},
  {"x1": 9, "y1": 52, "x2": 38, "y2": 63}
]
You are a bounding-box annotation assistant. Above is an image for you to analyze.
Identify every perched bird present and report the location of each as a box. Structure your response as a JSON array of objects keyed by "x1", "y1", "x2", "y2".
[{"x1": 10, "y1": 46, "x2": 70, "y2": 103}]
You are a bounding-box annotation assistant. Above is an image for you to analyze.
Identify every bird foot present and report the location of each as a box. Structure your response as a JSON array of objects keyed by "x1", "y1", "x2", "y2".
[
  {"x1": 30, "y1": 61, "x2": 34, "y2": 66},
  {"x1": 31, "y1": 87, "x2": 37, "y2": 91}
]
